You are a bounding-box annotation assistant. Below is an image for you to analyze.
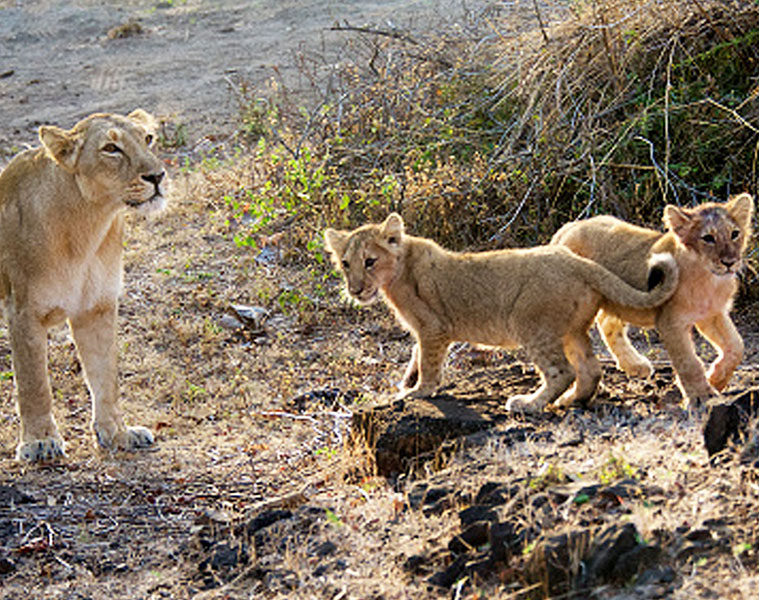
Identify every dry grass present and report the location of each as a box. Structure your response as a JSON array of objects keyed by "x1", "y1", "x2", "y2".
[{"x1": 3, "y1": 1, "x2": 759, "y2": 599}]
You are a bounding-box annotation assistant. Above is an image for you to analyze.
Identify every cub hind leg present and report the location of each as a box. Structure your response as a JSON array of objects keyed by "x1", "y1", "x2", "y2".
[
  {"x1": 554, "y1": 331, "x2": 602, "y2": 408},
  {"x1": 597, "y1": 310, "x2": 654, "y2": 378},
  {"x1": 504, "y1": 337, "x2": 575, "y2": 414}
]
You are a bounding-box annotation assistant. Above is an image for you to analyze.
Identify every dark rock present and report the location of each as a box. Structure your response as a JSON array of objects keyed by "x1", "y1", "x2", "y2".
[
  {"x1": 583, "y1": 523, "x2": 661, "y2": 586},
  {"x1": 637, "y1": 565, "x2": 677, "y2": 585},
  {"x1": 262, "y1": 569, "x2": 298, "y2": 593},
  {"x1": 448, "y1": 521, "x2": 490, "y2": 555},
  {"x1": 458, "y1": 505, "x2": 498, "y2": 526},
  {"x1": 427, "y1": 554, "x2": 467, "y2": 588},
  {"x1": 489, "y1": 521, "x2": 518, "y2": 563},
  {"x1": 526, "y1": 523, "x2": 662, "y2": 596},
  {"x1": 351, "y1": 397, "x2": 494, "y2": 477},
  {"x1": 402, "y1": 554, "x2": 426, "y2": 574},
  {"x1": 610, "y1": 544, "x2": 661, "y2": 581},
  {"x1": 474, "y1": 481, "x2": 522, "y2": 507},
  {"x1": 246, "y1": 509, "x2": 293, "y2": 535},
  {"x1": 408, "y1": 483, "x2": 453, "y2": 515},
  {"x1": 583, "y1": 523, "x2": 640, "y2": 583},
  {"x1": 703, "y1": 389, "x2": 759, "y2": 456},
  {"x1": 314, "y1": 540, "x2": 337, "y2": 557},
  {"x1": 0, "y1": 556, "x2": 16, "y2": 575},
  {"x1": 0, "y1": 485, "x2": 34, "y2": 507},
  {"x1": 209, "y1": 541, "x2": 248, "y2": 570},
  {"x1": 526, "y1": 529, "x2": 592, "y2": 598}
]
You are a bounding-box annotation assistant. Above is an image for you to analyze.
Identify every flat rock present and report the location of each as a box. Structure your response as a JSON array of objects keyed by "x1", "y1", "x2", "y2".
[
  {"x1": 351, "y1": 396, "x2": 495, "y2": 477},
  {"x1": 703, "y1": 389, "x2": 759, "y2": 456}
]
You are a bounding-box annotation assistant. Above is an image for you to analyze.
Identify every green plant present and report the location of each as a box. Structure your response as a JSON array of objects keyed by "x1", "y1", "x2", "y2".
[{"x1": 598, "y1": 454, "x2": 639, "y2": 484}]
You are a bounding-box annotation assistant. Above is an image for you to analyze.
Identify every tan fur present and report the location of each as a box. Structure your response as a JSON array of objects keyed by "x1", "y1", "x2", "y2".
[
  {"x1": 0, "y1": 110, "x2": 168, "y2": 461},
  {"x1": 325, "y1": 214, "x2": 678, "y2": 413},
  {"x1": 551, "y1": 194, "x2": 753, "y2": 407}
]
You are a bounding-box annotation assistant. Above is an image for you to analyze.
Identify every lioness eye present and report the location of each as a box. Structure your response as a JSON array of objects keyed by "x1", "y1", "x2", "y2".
[
  {"x1": 341, "y1": 260, "x2": 349, "y2": 270},
  {"x1": 702, "y1": 234, "x2": 716, "y2": 244},
  {"x1": 731, "y1": 230, "x2": 740, "y2": 240},
  {"x1": 102, "y1": 143, "x2": 122, "y2": 154},
  {"x1": 365, "y1": 257, "x2": 377, "y2": 269},
  {"x1": 145, "y1": 134, "x2": 154, "y2": 145}
]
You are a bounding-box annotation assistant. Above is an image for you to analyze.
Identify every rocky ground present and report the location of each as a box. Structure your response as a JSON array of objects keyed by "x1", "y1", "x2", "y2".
[{"x1": 1, "y1": 1, "x2": 759, "y2": 599}]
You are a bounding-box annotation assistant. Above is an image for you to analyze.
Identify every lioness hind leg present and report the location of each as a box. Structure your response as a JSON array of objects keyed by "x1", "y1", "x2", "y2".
[
  {"x1": 597, "y1": 311, "x2": 653, "y2": 378},
  {"x1": 70, "y1": 305, "x2": 154, "y2": 452},
  {"x1": 505, "y1": 342, "x2": 574, "y2": 414},
  {"x1": 696, "y1": 312, "x2": 744, "y2": 391},
  {"x1": 554, "y1": 333, "x2": 602, "y2": 409},
  {"x1": 9, "y1": 311, "x2": 65, "y2": 462}
]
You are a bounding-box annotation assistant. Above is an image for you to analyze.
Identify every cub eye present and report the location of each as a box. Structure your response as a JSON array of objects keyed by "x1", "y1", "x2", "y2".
[
  {"x1": 731, "y1": 229, "x2": 740, "y2": 240},
  {"x1": 145, "y1": 134, "x2": 154, "y2": 146},
  {"x1": 341, "y1": 260, "x2": 349, "y2": 271},
  {"x1": 702, "y1": 234, "x2": 716, "y2": 244},
  {"x1": 365, "y1": 257, "x2": 377, "y2": 269},
  {"x1": 102, "y1": 143, "x2": 122, "y2": 155}
]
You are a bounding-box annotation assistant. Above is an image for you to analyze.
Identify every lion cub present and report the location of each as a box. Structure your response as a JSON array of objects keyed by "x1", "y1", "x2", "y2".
[
  {"x1": 0, "y1": 110, "x2": 167, "y2": 461},
  {"x1": 325, "y1": 214, "x2": 678, "y2": 413},
  {"x1": 552, "y1": 194, "x2": 753, "y2": 407}
]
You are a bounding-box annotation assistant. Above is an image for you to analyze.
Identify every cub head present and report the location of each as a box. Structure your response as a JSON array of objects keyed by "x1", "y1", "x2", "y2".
[
  {"x1": 324, "y1": 213, "x2": 404, "y2": 304},
  {"x1": 39, "y1": 109, "x2": 168, "y2": 214},
  {"x1": 664, "y1": 193, "x2": 754, "y2": 276}
]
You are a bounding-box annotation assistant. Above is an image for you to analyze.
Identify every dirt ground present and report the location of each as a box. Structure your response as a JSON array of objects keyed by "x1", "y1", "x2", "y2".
[
  {"x1": 0, "y1": 0, "x2": 471, "y2": 152},
  {"x1": 2, "y1": 1, "x2": 759, "y2": 599}
]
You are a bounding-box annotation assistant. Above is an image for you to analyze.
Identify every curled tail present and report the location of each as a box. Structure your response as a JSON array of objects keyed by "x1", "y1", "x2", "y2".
[{"x1": 579, "y1": 252, "x2": 678, "y2": 308}]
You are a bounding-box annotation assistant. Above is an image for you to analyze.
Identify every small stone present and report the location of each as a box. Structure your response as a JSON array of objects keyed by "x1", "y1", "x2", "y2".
[
  {"x1": 703, "y1": 389, "x2": 759, "y2": 456},
  {"x1": 448, "y1": 521, "x2": 490, "y2": 555}
]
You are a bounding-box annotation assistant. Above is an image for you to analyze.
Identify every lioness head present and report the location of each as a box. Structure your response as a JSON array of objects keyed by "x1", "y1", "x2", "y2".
[
  {"x1": 324, "y1": 213, "x2": 404, "y2": 304},
  {"x1": 664, "y1": 193, "x2": 754, "y2": 276},
  {"x1": 39, "y1": 109, "x2": 167, "y2": 214}
]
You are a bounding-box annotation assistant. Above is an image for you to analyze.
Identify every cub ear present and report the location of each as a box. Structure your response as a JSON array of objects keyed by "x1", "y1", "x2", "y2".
[
  {"x1": 324, "y1": 228, "x2": 348, "y2": 256},
  {"x1": 127, "y1": 108, "x2": 158, "y2": 136},
  {"x1": 662, "y1": 204, "x2": 693, "y2": 238},
  {"x1": 726, "y1": 193, "x2": 754, "y2": 232},
  {"x1": 39, "y1": 125, "x2": 82, "y2": 172},
  {"x1": 382, "y1": 212, "x2": 404, "y2": 244}
]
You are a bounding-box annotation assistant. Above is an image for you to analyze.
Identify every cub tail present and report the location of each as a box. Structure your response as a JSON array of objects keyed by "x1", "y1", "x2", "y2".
[{"x1": 580, "y1": 251, "x2": 678, "y2": 309}]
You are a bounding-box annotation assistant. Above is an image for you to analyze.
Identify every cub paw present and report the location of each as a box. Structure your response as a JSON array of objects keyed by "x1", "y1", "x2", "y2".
[
  {"x1": 504, "y1": 394, "x2": 545, "y2": 415},
  {"x1": 620, "y1": 359, "x2": 654, "y2": 379},
  {"x1": 396, "y1": 385, "x2": 436, "y2": 401},
  {"x1": 95, "y1": 424, "x2": 155, "y2": 452},
  {"x1": 16, "y1": 438, "x2": 66, "y2": 462}
]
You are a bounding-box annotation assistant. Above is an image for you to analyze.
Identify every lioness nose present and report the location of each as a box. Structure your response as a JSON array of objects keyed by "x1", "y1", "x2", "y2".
[
  {"x1": 722, "y1": 259, "x2": 735, "y2": 268},
  {"x1": 142, "y1": 171, "x2": 165, "y2": 187}
]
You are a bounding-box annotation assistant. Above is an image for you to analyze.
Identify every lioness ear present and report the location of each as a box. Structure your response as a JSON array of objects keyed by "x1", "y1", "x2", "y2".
[
  {"x1": 324, "y1": 228, "x2": 348, "y2": 256},
  {"x1": 726, "y1": 193, "x2": 754, "y2": 232},
  {"x1": 382, "y1": 212, "x2": 404, "y2": 245},
  {"x1": 39, "y1": 125, "x2": 82, "y2": 172},
  {"x1": 127, "y1": 109, "x2": 158, "y2": 135},
  {"x1": 663, "y1": 204, "x2": 692, "y2": 238}
]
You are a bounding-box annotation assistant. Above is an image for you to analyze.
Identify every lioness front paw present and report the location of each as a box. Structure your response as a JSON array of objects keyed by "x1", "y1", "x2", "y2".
[
  {"x1": 95, "y1": 424, "x2": 154, "y2": 451},
  {"x1": 16, "y1": 437, "x2": 66, "y2": 462},
  {"x1": 504, "y1": 394, "x2": 546, "y2": 415}
]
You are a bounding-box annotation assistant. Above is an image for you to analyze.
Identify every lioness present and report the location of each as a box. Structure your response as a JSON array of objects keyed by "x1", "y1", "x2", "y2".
[
  {"x1": 552, "y1": 194, "x2": 753, "y2": 407},
  {"x1": 0, "y1": 110, "x2": 167, "y2": 461},
  {"x1": 324, "y1": 213, "x2": 678, "y2": 413}
]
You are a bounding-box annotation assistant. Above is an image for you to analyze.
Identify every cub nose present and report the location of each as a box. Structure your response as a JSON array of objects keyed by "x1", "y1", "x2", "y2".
[
  {"x1": 722, "y1": 258, "x2": 736, "y2": 269},
  {"x1": 142, "y1": 171, "x2": 165, "y2": 187}
]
